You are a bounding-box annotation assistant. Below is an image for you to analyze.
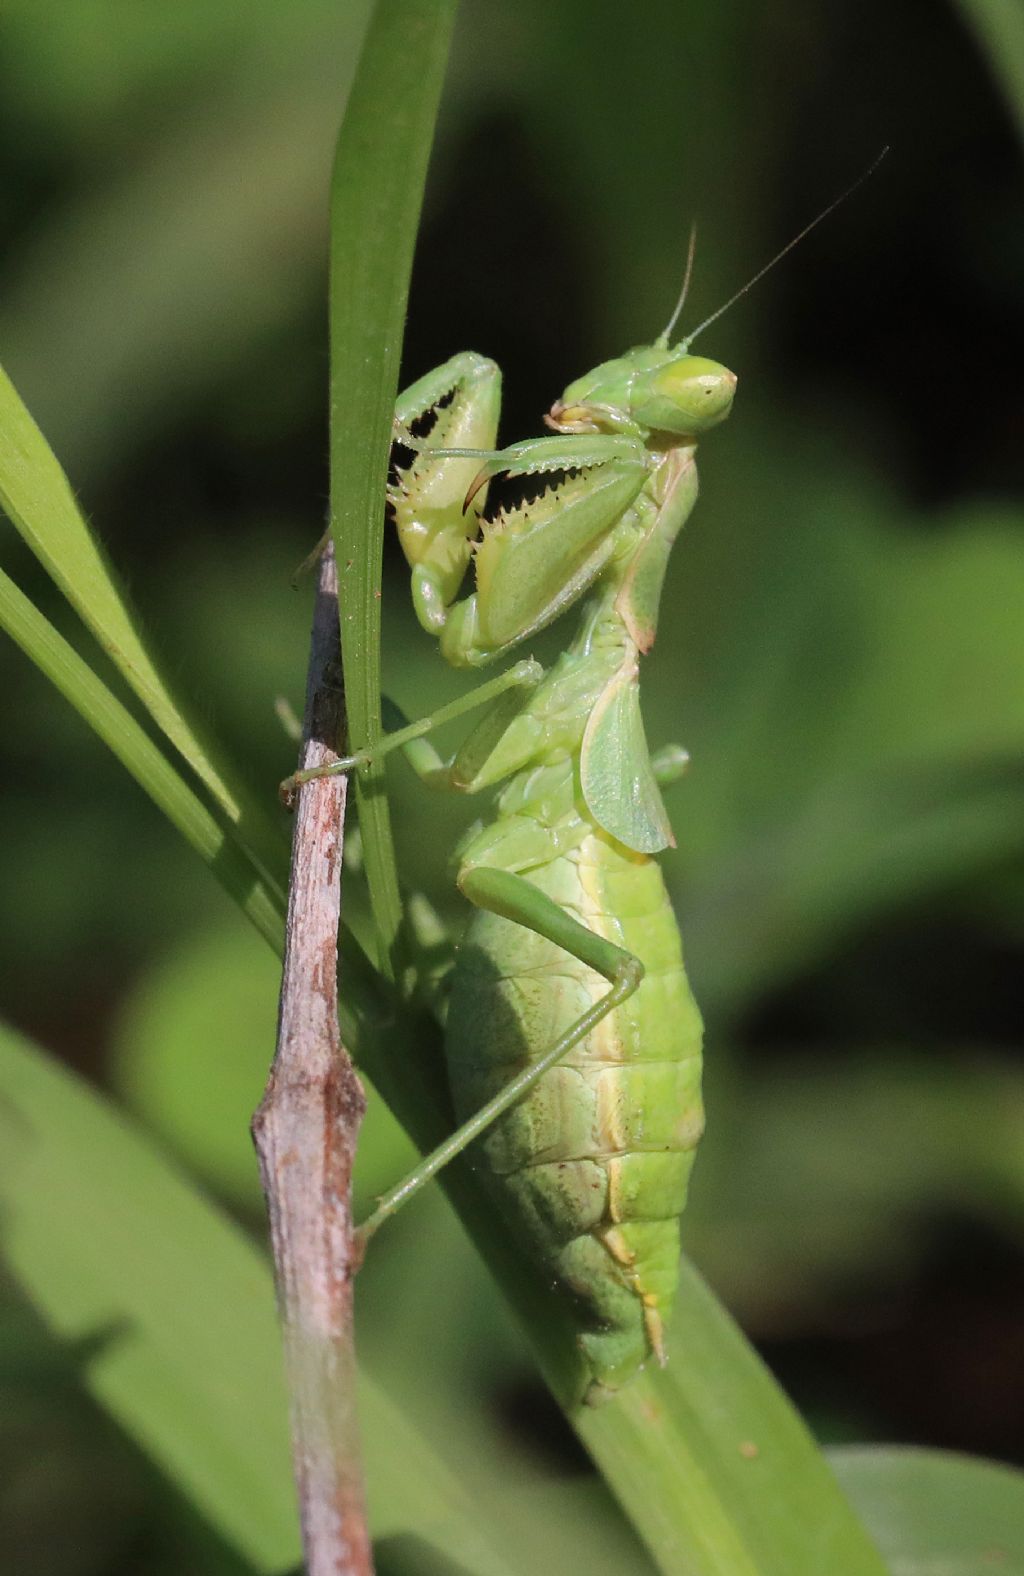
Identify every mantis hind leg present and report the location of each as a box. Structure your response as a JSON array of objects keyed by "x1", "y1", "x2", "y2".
[{"x1": 355, "y1": 867, "x2": 643, "y2": 1245}]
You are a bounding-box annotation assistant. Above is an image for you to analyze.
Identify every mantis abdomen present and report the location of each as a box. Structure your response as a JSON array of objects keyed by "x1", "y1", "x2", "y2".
[{"x1": 446, "y1": 775, "x2": 704, "y2": 1399}]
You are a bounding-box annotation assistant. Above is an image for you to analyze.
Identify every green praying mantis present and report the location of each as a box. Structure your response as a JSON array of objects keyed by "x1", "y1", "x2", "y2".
[{"x1": 284, "y1": 158, "x2": 885, "y2": 1402}]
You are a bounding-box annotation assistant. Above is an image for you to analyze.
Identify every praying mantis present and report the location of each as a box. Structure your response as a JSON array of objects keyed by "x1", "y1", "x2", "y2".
[
  {"x1": 284, "y1": 158, "x2": 884, "y2": 1402},
  {"x1": 390, "y1": 337, "x2": 731, "y2": 1402},
  {"x1": 288, "y1": 320, "x2": 733, "y2": 1401}
]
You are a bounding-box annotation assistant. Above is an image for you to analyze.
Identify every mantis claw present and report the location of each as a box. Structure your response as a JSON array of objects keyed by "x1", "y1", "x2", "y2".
[{"x1": 463, "y1": 465, "x2": 491, "y2": 512}]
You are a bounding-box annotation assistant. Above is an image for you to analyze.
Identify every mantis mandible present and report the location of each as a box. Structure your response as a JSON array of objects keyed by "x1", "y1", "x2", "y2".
[{"x1": 285, "y1": 160, "x2": 884, "y2": 1402}]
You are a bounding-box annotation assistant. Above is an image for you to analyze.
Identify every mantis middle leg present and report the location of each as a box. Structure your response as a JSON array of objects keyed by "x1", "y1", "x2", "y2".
[{"x1": 279, "y1": 657, "x2": 543, "y2": 803}]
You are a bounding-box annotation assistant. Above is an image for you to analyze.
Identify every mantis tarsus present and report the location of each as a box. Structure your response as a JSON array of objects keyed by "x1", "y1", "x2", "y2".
[{"x1": 285, "y1": 156, "x2": 885, "y2": 1402}]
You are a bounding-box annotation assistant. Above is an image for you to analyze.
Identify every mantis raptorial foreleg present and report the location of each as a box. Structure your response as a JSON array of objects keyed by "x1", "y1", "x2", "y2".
[{"x1": 440, "y1": 436, "x2": 652, "y2": 668}]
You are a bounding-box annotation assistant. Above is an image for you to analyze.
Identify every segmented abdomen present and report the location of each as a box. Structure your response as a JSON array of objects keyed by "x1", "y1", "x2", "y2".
[{"x1": 444, "y1": 829, "x2": 703, "y2": 1401}]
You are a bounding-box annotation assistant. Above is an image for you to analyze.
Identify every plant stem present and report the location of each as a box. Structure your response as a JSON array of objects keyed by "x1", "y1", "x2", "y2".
[{"x1": 252, "y1": 541, "x2": 372, "y2": 1576}]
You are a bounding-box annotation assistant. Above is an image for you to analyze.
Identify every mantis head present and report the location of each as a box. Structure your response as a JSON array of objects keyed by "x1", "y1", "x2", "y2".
[
  {"x1": 554, "y1": 345, "x2": 737, "y2": 441},
  {"x1": 638, "y1": 351, "x2": 737, "y2": 433}
]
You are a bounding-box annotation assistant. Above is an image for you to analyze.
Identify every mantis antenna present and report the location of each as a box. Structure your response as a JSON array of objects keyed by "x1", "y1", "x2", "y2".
[
  {"x1": 655, "y1": 220, "x2": 698, "y2": 348},
  {"x1": 678, "y1": 146, "x2": 889, "y2": 351}
]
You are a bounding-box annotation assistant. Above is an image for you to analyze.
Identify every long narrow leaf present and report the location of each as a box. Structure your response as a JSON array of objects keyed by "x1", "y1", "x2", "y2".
[
  {"x1": 0, "y1": 1021, "x2": 526, "y2": 1576},
  {"x1": 0, "y1": 565, "x2": 388, "y2": 1055},
  {"x1": 575, "y1": 1263, "x2": 889, "y2": 1576},
  {"x1": 0, "y1": 565, "x2": 286, "y2": 955},
  {"x1": 0, "y1": 361, "x2": 287, "y2": 896},
  {"x1": 329, "y1": 0, "x2": 458, "y2": 983}
]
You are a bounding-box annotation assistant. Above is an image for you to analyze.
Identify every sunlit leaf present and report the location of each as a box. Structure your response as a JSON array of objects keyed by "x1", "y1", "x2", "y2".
[
  {"x1": 329, "y1": 0, "x2": 458, "y2": 980},
  {"x1": 0, "y1": 1021, "x2": 530, "y2": 1576},
  {"x1": 0, "y1": 566, "x2": 285, "y2": 953},
  {"x1": 0, "y1": 1019, "x2": 297, "y2": 1569},
  {"x1": 575, "y1": 1260, "x2": 888, "y2": 1576},
  {"x1": 0, "y1": 361, "x2": 287, "y2": 901}
]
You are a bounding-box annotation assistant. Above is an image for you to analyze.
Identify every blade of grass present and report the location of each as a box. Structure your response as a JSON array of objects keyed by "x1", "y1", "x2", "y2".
[
  {"x1": 0, "y1": 564, "x2": 388, "y2": 1050},
  {"x1": 0, "y1": 361, "x2": 287, "y2": 900},
  {"x1": 329, "y1": 0, "x2": 458, "y2": 986},
  {"x1": 0, "y1": 1019, "x2": 524, "y2": 1576},
  {"x1": 574, "y1": 1261, "x2": 889, "y2": 1576},
  {"x1": 0, "y1": 564, "x2": 286, "y2": 955}
]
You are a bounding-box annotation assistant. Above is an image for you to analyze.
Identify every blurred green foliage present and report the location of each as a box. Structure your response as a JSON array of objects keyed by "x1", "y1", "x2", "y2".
[{"x1": 0, "y1": 0, "x2": 1022, "y2": 1571}]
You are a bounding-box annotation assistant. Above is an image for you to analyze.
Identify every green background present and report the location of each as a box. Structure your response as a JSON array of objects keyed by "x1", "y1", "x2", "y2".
[{"x1": 0, "y1": 2, "x2": 1022, "y2": 1571}]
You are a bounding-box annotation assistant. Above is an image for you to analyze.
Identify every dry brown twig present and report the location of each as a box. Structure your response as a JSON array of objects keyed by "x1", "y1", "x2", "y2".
[{"x1": 253, "y1": 539, "x2": 373, "y2": 1576}]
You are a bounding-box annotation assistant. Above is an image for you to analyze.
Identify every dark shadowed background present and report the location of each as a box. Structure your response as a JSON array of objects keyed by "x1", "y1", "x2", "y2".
[{"x1": 1, "y1": 2, "x2": 1022, "y2": 1571}]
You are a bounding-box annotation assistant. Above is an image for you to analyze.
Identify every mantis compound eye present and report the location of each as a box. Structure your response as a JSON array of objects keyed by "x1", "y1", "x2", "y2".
[{"x1": 631, "y1": 355, "x2": 737, "y2": 435}]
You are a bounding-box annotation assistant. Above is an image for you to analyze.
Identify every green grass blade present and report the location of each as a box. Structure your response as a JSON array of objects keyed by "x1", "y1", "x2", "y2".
[
  {"x1": 0, "y1": 566, "x2": 387, "y2": 1051},
  {"x1": 956, "y1": 0, "x2": 1024, "y2": 146},
  {"x1": 0, "y1": 360, "x2": 287, "y2": 894},
  {"x1": 831, "y1": 1446, "x2": 1024, "y2": 1573},
  {"x1": 0, "y1": 564, "x2": 286, "y2": 953},
  {"x1": 329, "y1": 0, "x2": 458, "y2": 982},
  {"x1": 0, "y1": 1018, "x2": 298, "y2": 1570},
  {"x1": 575, "y1": 1261, "x2": 889, "y2": 1576},
  {"x1": 0, "y1": 1020, "x2": 530, "y2": 1576}
]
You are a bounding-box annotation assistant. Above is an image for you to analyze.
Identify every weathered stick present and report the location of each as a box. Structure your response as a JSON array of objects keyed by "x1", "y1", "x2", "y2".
[{"x1": 253, "y1": 540, "x2": 372, "y2": 1576}]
